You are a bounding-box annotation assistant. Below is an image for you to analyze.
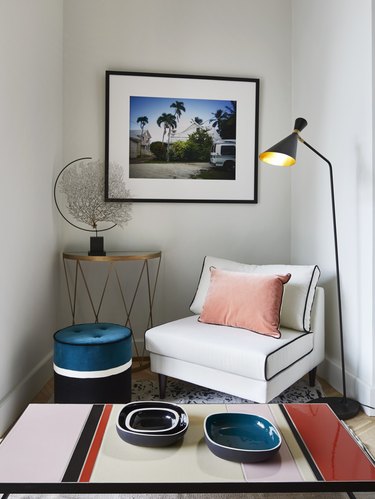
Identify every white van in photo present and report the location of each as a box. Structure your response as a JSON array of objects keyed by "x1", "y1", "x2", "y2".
[{"x1": 210, "y1": 139, "x2": 236, "y2": 169}]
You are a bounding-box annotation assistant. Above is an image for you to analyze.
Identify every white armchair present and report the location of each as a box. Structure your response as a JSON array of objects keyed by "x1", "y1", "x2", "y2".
[{"x1": 145, "y1": 256, "x2": 324, "y2": 403}]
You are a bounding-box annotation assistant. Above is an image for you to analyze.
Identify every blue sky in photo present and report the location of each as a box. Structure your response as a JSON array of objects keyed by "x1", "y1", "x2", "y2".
[{"x1": 129, "y1": 95, "x2": 233, "y2": 142}]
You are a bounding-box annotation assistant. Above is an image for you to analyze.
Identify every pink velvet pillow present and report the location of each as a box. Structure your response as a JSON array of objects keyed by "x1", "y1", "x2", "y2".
[{"x1": 199, "y1": 268, "x2": 291, "y2": 338}]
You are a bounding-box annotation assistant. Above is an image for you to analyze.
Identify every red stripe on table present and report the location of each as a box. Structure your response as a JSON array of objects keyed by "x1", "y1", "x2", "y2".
[
  {"x1": 79, "y1": 404, "x2": 113, "y2": 482},
  {"x1": 285, "y1": 404, "x2": 375, "y2": 482}
]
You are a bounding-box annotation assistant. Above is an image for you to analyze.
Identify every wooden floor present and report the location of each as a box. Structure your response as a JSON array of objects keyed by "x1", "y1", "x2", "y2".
[{"x1": 28, "y1": 368, "x2": 375, "y2": 459}]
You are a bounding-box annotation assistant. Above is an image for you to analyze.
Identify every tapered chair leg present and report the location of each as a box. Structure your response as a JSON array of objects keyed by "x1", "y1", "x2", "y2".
[{"x1": 309, "y1": 367, "x2": 317, "y2": 387}]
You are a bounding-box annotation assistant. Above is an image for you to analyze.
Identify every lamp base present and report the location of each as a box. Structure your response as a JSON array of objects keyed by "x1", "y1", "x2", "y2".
[
  {"x1": 309, "y1": 396, "x2": 361, "y2": 420},
  {"x1": 88, "y1": 236, "x2": 106, "y2": 256}
]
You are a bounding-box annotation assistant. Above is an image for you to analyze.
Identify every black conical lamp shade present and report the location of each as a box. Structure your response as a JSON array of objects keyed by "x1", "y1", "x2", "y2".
[{"x1": 259, "y1": 118, "x2": 308, "y2": 166}]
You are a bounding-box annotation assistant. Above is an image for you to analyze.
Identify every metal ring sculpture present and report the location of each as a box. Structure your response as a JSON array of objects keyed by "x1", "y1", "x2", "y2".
[{"x1": 53, "y1": 157, "x2": 116, "y2": 233}]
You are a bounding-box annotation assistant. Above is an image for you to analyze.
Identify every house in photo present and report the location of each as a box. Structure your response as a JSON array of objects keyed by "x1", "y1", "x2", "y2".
[{"x1": 129, "y1": 129, "x2": 152, "y2": 159}]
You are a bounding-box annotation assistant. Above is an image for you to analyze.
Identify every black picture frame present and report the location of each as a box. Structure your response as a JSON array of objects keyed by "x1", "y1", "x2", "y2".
[{"x1": 105, "y1": 71, "x2": 259, "y2": 203}]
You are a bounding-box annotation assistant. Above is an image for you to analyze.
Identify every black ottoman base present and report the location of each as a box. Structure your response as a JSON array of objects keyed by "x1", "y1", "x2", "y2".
[{"x1": 54, "y1": 368, "x2": 131, "y2": 404}]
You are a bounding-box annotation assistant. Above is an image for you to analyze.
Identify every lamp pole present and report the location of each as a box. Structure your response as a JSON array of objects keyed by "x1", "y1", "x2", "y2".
[
  {"x1": 299, "y1": 140, "x2": 347, "y2": 394},
  {"x1": 260, "y1": 119, "x2": 361, "y2": 419}
]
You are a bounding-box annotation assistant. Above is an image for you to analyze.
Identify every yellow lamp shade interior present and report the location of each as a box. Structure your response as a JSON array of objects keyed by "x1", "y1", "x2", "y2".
[{"x1": 259, "y1": 151, "x2": 296, "y2": 167}]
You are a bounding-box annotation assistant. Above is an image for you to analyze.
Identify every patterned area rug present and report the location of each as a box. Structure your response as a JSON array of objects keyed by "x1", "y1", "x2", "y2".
[{"x1": 131, "y1": 377, "x2": 324, "y2": 404}]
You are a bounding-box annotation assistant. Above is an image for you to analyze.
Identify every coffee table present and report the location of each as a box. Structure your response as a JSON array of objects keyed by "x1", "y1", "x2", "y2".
[{"x1": 0, "y1": 403, "x2": 374, "y2": 494}]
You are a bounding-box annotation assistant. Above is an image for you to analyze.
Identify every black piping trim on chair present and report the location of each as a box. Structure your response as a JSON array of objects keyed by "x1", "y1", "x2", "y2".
[
  {"x1": 265, "y1": 331, "x2": 314, "y2": 381},
  {"x1": 302, "y1": 265, "x2": 320, "y2": 332},
  {"x1": 189, "y1": 256, "x2": 207, "y2": 311}
]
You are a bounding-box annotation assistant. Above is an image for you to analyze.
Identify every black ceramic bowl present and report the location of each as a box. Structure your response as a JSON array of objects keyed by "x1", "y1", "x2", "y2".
[
  {"x1": 204, "y1": 412, "x2": 282, "y2": 463},
  {"x1": 116, "y1": 401, "x2": 189, "y2": 447}
]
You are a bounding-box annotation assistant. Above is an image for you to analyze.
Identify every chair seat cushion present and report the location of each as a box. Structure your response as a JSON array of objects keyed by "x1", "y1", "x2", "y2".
[{"x1": 146, "y1": 316, "x2": 314, "y2": 381}]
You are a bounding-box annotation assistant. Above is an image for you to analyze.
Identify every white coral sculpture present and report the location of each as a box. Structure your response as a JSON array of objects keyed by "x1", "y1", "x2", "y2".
[{"x1": 59, "y1": 159, "x2": 132, "y2": 232}]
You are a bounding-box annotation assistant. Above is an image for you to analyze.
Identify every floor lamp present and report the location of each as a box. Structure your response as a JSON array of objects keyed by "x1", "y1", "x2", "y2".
[{"x1": 259, "y1": 117, "x2": 360, "y2": 420}]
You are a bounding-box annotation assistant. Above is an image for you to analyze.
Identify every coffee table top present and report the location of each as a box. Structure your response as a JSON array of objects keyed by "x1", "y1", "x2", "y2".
[{"x1": 0, "y1": 402, "x2": 374, "y2": 494}]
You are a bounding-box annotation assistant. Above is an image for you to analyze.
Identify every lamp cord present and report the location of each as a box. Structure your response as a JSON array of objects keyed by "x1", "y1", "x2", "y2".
[{"x1": 299, "y1": 138, "x2": 347, "y2": 401}]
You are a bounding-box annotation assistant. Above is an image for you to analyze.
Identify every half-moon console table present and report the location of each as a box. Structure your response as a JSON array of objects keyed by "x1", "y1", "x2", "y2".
[{"x1": 62, "y1": 251, "x2": 162, "y2": 369}]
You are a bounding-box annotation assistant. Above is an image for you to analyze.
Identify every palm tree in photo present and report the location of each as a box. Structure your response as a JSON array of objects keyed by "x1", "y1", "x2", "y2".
[
  {"x1": 136, "y1": 116, "x2": 149, "y2": 134},
  {"x1": 157, "y1": 112, "x2": 177, "y2": 161},
  {"x1": 170, "y1": 100, "x2": 186, "y2": 123},
  {"x1": 210, "y1": 107, "x2": 237, "y2": 139},
  {"x1": 191, "y1": 116, "x2": 203, "y2": 126},
  {"x1": 210, "y1": 109, "x2": 228, "y2": 133},
  {"x1": 210, "y1": 109, "x2": 228, "y2": 127},
  {"x1": 221, "y1": 101, "x2": 237, "y2": 139},
  {"x1": 225, "y1": 101, "x2": 236, "y2": 117},
  {"x1": 136, "y1": 116, "x2": 149, "y2": 157}
]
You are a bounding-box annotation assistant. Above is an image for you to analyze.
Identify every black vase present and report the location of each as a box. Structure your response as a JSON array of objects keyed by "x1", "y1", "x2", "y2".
[{"x1": 89, "y1": 236, "x2": 106, "y2": 256}]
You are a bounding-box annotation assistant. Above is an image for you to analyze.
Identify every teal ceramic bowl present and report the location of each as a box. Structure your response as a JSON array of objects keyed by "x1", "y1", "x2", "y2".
[{"x1": 204, "y1": 412, "x2": 281, "y2": 463}]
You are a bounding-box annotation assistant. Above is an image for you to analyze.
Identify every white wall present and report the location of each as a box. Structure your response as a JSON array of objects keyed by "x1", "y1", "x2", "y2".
[
  {"x1": 62, "y1": 0, "x2": 294, "y2": 341},
  {"x1": 291, "y1": 0, "x2": 374, "y2": 412},
  {"x1": 0, "y1": 0, "x2": 63, "y2": 433}
]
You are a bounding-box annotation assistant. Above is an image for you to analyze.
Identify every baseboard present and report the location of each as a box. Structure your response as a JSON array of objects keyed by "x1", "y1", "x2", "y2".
[
  {"x1": 355, "y1": 377, "x2": 375, "y2": 416},
  {"x1": 0, "y1": 351, "x2": 53, "y2": 436},
  {"x1": 319, "y1": 357, "x2": 375, "y2": 416}
]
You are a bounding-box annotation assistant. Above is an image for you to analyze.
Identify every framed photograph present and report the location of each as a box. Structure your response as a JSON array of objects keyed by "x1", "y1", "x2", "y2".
[{"x1": 105, "y1": 71, "x2": 259, "y2": 203}]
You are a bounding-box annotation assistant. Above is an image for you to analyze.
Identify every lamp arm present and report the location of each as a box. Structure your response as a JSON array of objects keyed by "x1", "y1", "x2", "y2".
[{"x1": 299, "y1": 137, "x2": 347, "y2": 400}]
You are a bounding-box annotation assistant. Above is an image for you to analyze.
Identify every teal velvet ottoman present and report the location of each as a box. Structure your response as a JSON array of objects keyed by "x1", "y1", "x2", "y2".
[{"x1": 53, "y1": 323, "x2": 132, "y2": 403}]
